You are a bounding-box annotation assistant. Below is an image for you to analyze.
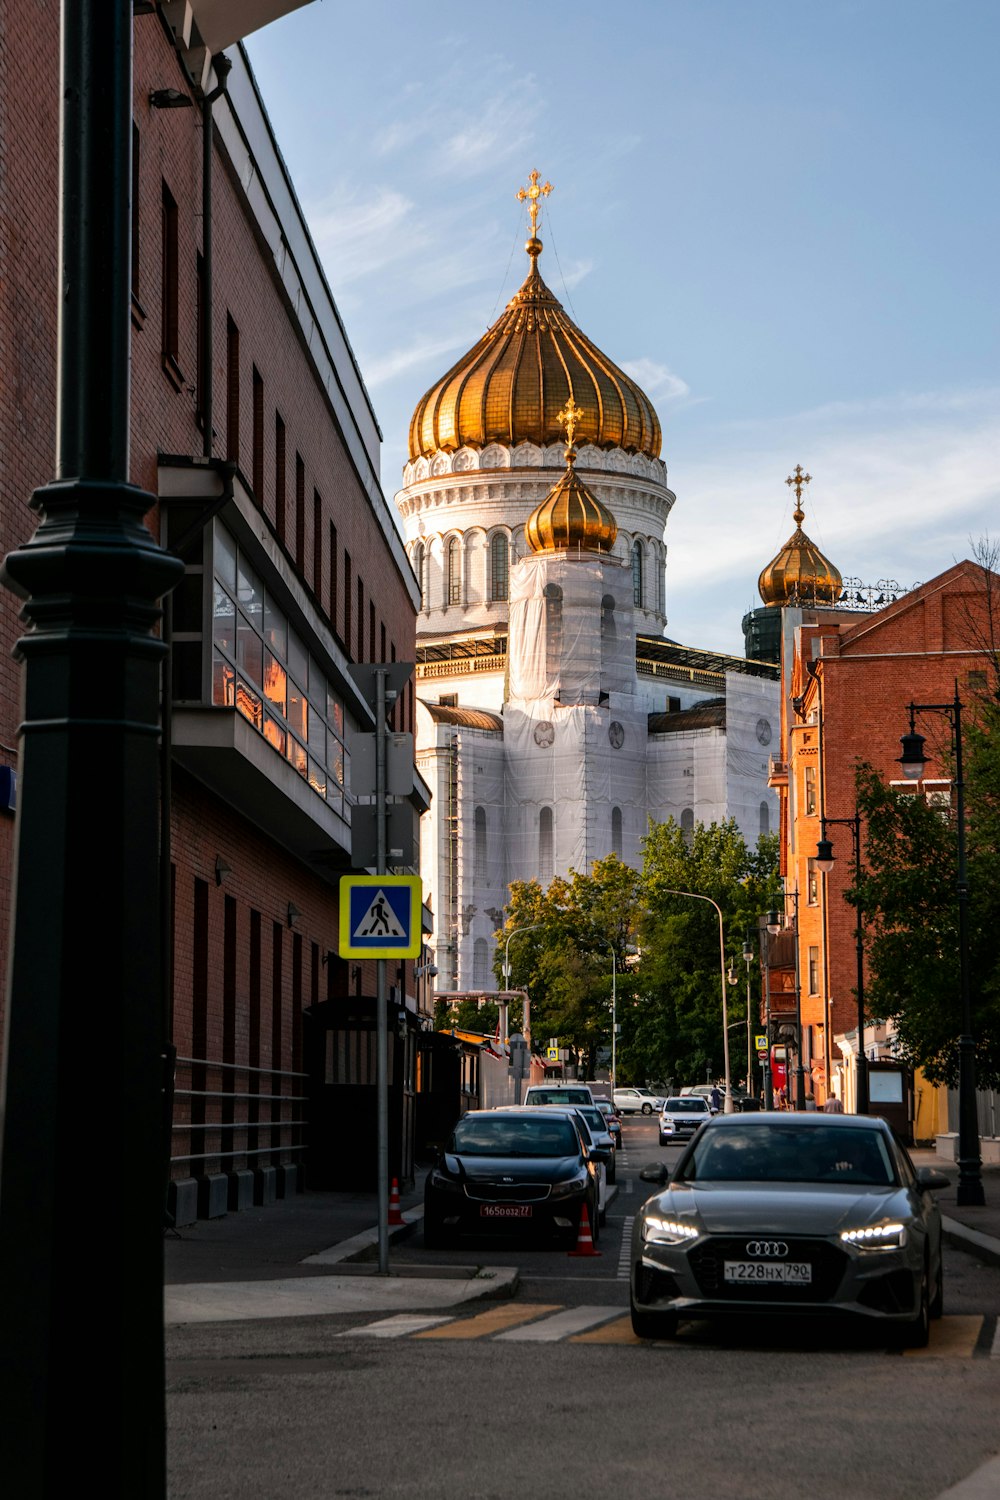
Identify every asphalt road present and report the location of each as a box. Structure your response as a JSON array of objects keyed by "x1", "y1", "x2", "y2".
[{"x1": 166, "y1": 1117, "x2": 1000, "y2": 1499}]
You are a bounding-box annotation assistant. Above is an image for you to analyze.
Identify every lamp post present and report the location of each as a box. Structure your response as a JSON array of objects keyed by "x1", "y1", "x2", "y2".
[
  {"x1": 898, "y1": 687, "x2": 984, "y2": 1207},
  {"x1": 742, "y1": 939, "x2": 755, "y2": 1097},
  {"x1": 662, "y1": 889, "x2": 734, "y2": 1112},
  {"x1": 592, "y1": 939, "x2": 619, "y2": 1089},
  {"x1": 815, "y1": 810, "x2": 867, "y2": 1114},
  {"x1": 502, "y1": 923, "x2": 545, "y2": 1045}
]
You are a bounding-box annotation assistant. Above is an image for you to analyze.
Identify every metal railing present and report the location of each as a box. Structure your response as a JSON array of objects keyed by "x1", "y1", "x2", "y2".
[{"x1": 170, "y1": 1054, "x2": 308, "y2": 1174}]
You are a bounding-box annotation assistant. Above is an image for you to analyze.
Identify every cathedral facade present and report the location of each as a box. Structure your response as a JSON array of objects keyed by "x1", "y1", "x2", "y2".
[{"x1": 395, "y1": 188, "x2": 779, "y2": 992}]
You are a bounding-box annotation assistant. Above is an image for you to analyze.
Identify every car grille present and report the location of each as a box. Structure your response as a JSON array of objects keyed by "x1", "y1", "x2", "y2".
[
  {"x1": 462, "y1": 1182, "x2": 551, "y2": 1204},
  {"x1": 635, "y1": 1265, "x2": 681, "y2": 1304},
  {"x1": 688, "y1": 1237, "x2": 848, "y2": 1301},
  {"x1": 857, "y1": 1269, "x2": 915, "y2": 1315}
]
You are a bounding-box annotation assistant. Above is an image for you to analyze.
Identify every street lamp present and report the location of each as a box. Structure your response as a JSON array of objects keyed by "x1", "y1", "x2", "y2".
[
  {"x1": 815, "y1": 809, "x2": 868, "y2": 1114},
  {"x1": 592, "y1": 939, "x2": 619, "y2": 1089},
  {"x1": 742, "y1": 939, "x2": 755, "y2": 1098},
  {"x1": 898, "y1": 688, "x2": 984, "y2": 1207},
  {"x1": 502, "y1": 923, "x2": 545, "y2": 1046},
  {"x1": 662, "y1": 889, "x2": 734, "y2": 1112}
]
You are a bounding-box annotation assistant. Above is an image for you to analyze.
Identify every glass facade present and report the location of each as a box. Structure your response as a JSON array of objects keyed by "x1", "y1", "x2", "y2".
[{"x1": 212, "y1": 521, "x2": 348, "y2": 815}]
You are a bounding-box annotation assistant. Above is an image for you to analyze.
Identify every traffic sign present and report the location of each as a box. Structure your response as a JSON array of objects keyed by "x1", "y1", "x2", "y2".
[
  {"x1": 754, "y1": 1034, "x2": 768, "y2": 1053},
  {"x1": 338, "y1": 875, "x2": 422, "y2": 958}
]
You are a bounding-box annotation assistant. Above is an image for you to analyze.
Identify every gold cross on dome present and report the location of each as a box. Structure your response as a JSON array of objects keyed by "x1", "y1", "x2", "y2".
[
  {"x1": 785, "y1": 465, "x2": 812, "y2": 502},
  {"x1": 556, "y1": 395, "x2": 584, "y2": 449},
  {"x1": 516, "y1": 169, "x2": 553, "y2": 236}
]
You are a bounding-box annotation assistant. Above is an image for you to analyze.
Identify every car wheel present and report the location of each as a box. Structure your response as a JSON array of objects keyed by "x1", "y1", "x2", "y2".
[
  {"x1": 641, "y1": 1102, "x2": 653, "y2": 1115},
  {"x1": 890, "y1": 1256, "x2": 931, "y2": 1349},
  {"x1": 629, "y1": 1288, "x2": 678, "y2": 1340},
  {"x1": 930, "y1": 1251, "x2": 944, "y2": 1320}
]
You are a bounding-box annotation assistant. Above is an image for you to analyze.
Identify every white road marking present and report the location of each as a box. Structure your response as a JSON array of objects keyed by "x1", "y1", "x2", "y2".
[
  {"x1": 494, "y1": 1305, "x2": 624, "y2": 1341},
  {"x1": 618, "y1": 1216, "x2": 633, "y2": 1280},
  {"x1": 340, "y1": 1314, "x2": 454, "y2": 1338},
  {"x1": 991, "y1": 1319, "x2": 1000, "y2": 1359},
  {"x1": 932, "y1": 1453, "x2": 1000, "y2": 1498}
]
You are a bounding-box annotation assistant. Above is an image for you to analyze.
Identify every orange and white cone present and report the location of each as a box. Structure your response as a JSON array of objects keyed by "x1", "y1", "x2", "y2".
[
  {"x1": 388, "y1": 1177, "x2": 404, "y2": 1227},
  {"x1": 567, "y1": 1203, "x2": 601, "y2": 1257}
]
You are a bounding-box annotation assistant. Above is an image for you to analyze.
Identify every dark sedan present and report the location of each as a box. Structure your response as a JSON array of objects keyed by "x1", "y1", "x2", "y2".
[
  {"x1": 631, "y1": 1112, "x2": 948, "y2": 1347},
  {"x1": 424, "y1": 1109, "x2": 601, "y2": 1249}
]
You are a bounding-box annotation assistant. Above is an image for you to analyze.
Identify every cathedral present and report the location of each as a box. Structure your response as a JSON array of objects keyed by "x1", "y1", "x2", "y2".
[{"x1": 395, "y1": 175, "x2": 780, "y2": 993}]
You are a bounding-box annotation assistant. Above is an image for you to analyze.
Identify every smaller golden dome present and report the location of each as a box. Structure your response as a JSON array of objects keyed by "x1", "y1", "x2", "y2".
[
  {"x1": 758, "y1": 467, "x2": 842, "y2": 606},
  {"x1": 526, "y1": 399, "x2": 618, "y2": 553}
]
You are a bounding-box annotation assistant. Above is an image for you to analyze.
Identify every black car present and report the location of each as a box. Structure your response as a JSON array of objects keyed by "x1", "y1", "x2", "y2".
[{"x1": 424, "y1": 1109, "x2": 601, "y2": 1249}]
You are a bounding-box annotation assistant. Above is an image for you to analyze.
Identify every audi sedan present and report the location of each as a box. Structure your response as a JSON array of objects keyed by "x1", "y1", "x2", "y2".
[
  {"x1": 631, "y1": 1113, "x2": 948, "y2": 1346},
  {"x1": 424, "y1": 1109, "x2": 601, "y2": 1249},
  {"x1": 659, "y1": 1096, "x2": 713, "y2": 1145}
]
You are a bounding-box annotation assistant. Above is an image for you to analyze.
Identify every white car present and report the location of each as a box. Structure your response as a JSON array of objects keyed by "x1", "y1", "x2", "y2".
[
  {"x1": 613, "y1": 1087, "x2": 665, "y2": 1115},
  {"x1": 658, "y1": 1096, "x2": 713, "y2": 1145}
]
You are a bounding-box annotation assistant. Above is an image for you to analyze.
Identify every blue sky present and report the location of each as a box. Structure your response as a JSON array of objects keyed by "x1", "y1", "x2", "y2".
[{"x1": 247, "y1": 0, "x2": 999, "y2": 654}]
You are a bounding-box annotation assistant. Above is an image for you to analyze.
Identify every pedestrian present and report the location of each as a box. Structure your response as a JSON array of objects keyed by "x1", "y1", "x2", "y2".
[
  {"x1": 822, "y1": 1095, "x2": 844, "y2": 1113},
  {"x1": 710, "y1": 1084, "x2": 722, "y2": 1113},
  {"x1": 774, "y1": 1086, "x2": 787, "y2": 1110}
]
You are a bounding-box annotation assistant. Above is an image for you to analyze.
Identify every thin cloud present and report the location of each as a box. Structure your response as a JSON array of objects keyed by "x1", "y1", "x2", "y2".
[
  {"x1": 363, "y1": 333, "x2": 469, "y2": 391},
  {"x1": 621, "y1": 358, "x2": 691, "y2": 404}
]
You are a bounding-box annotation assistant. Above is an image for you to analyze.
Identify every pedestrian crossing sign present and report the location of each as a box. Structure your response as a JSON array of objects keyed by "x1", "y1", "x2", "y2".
[{"x1": 338, "y1": 875, "x2": 422, "y2": 958}]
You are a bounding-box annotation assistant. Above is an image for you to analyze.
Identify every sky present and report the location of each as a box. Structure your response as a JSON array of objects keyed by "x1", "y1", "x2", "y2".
[{"x1": 246, "y1": 0, "x2": 999, "y2": 656}]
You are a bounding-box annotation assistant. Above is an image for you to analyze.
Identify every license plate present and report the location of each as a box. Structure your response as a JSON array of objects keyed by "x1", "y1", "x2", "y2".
[
  {"x1": 480, "y1": 1204, "x2": 532, "y2": 1219},
  {"x1": 723, "y1": 1260, "x2": 811, "y2": 1285}
]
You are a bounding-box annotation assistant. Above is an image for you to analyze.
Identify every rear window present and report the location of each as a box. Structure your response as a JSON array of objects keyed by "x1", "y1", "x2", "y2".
[
  {"x1": 664, "y1": 1098, "x2": 707, "y2": 1112},
  {"x1": 525, "y1": 1088, "x2": 591, "y2": 1105},
  {"x1": 678, "y1": 1123, "x2": 898, "y2": 1186},
  {"x1": 451, "y1": 1115, "x2": 580, "y2": 1158}
]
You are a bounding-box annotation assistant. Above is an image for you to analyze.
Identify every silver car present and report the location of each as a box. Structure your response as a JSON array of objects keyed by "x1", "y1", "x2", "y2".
[
  {"x1": 631, "y1": 1113, "x2": 948, "y2": 1347},
  {"x1": 658, "y1": 1096, "x2": 713, "y2": 1145}
]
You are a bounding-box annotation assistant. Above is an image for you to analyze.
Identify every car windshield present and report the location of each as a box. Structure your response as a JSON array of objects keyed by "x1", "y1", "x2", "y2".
[
  {"x1": 664, "y1": 1099, "x2": 706, "y2": 1112},
  {"x1": 677, "y1": 1123, "x2": 898, "y2": 1186},
  {"x1": 526, "y1": 1089, "x2": 590, "y2": 1105},
  {"x1": 450, "y1": 1116, "x2": 580, "y2": 1158},
  {"x1": 576, "y1": 1106, "x2": 607, "y2": 1134}
]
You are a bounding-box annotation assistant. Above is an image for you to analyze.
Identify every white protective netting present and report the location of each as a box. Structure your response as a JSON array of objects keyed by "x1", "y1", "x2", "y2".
[{"x1": 507, "y1": 553, "x2": 634, "y2": 705}]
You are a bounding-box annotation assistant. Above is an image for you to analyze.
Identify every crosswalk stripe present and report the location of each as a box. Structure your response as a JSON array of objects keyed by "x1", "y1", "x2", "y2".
[
  {"x1": 991, "y1": 1319, "x2": 1000, "y2": 1359},
  {"x1": 340, "y1": 1313, "x2": 454, "y2": 1339},
  {"x1": 905, "y1": 1315, "x2": 983, "y2": 1359},
  {"x1": 617, "y1": 1218, "x2": 633, "y2": 1280},
  {"x1": 413, "y1": 1303, "x2": 561, "y2": 1339},
  {"x1": 495, "y1": 1305, "x2": 624, "y2": 1342},
  {"x1": 570, "y1": 1314, "x2": 641, "y2": 1344}
]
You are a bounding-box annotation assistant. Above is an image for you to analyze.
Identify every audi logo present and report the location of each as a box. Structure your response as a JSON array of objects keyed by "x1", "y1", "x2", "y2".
[{"x1": 746, "y1": 1240, "x2": 788, "y2": 1258}]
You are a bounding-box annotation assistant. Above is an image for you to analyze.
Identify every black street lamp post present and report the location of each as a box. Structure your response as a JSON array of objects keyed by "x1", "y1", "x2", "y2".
[
  {"x1": 898, "y1": 686, "x2": 984, "y2": 1207},
  {"x1": 816, "y1": 810, "x2": 868, "y2": 1114}
]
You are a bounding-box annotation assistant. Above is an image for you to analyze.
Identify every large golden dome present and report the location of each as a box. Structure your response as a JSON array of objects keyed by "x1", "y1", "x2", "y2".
[
  {"x1": 758, "y1": 467, "x2": 843, "y2": 606},
  {"x1": 408, "y1": 236, "x2": 662, "y2": 462},
  {"x1": 525, "y1": 402, "x2": 618, "y2": 553}
]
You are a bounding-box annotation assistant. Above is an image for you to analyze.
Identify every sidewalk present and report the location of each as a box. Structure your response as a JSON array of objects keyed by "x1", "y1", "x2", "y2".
[{"x1": 911, "y1": 1147, "x2": 1000, "y2": 1268}]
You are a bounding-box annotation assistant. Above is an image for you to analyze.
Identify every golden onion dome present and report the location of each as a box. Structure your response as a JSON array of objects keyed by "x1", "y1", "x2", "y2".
[
  {"x1": 525, "y1": 399, "x2": 618, "y2": 553},
  {"x1": 758, "y1": 467, "x2": 843, "y2": 606},
  {"x1": 408, "y1": 236, "x2": 661, "y2": 462}
]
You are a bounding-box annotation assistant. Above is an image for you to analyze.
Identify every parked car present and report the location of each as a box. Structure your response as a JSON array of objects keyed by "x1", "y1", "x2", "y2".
[
  {"x1": 594, "y1": 1098, "x2": 623, "y2": 1154},
  {"x1": 630, "y1": 1112, "x2": 948, "y2": 1346},
  {"x1": 503, "y1": 1104, "x2": 613, "y2": 1210},
  {"x1": 522, "y1": 1084, "x2": 596, "y2": 1107},
  {"x1": 658, "y1": 1096, "x2": 713, "y2": 1145},
  {"x1": 613, "y1": 1086, "x2": 665, "y2": 1115},
  {"x1": 424, "y1": 1108, "x2": 600, "y2": 1249}
]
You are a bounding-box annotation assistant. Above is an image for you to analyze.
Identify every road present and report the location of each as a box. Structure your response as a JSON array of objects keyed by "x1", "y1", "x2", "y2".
[{"x1": 166, "y1": 1117, "x2": 1000, "y2": 1499}]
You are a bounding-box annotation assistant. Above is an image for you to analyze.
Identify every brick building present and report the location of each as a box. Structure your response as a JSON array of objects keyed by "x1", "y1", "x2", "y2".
[
  {"x1": 774, "y1": 559, "x2": 996, "y2": 1122},
  {"x1": 0, "y1": 6, "x2": 428, "y2": 1218}
]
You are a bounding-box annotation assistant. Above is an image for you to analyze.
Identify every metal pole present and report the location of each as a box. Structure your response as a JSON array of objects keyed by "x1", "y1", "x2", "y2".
[
  {"x1": 0, "y1": 4, "x2": 182, "y2": 1491},
  {"x1": 761, "y1": 926, "x2": 774, "y2": 1109},
  {"x1": 376, "y1": 669, "x2": 389, "y2": 1273},
  {"x1": 951, "y1": 691, "x2": 984, "y2": 1206},
  {"x1": 852, "y1": 811, "x2": 869, "y2": 1115},
  {"x1": 661, "y1": 890, "x2": 733, "y2": 1111},
  {"x1": 611, "y1": 956, "x2": 617, "y2": 1090},
  {"x1": 791, "y1": 894, "x2": 806, "y2": 1110}
]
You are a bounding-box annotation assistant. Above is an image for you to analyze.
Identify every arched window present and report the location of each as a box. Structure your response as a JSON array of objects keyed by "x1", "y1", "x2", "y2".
[
  {"x1": 539, "y1": 806, "x2": 554, "y2": 881},
  {"x1": 759, "y1": 800, "x2": 770, "y2": 836},
  {"x1": 473, "y1": 938, "x2": 488, "y2": 989},
  {"x1": 490, "y1": 533, "x2": 509, "y2": 602},
  {"x1": 412, "y1": 542, "x2": 425, "y2": 610},
  {"x1": 447, "y1": 537, "x2": 461, "y2": 606},
  {"x1": 632, "y1": 540, "x2": 644, "y2": 606},
  {"x1": 680, "y1": 807, "x2": 694, "y2": 847},
  {"x1": 611, "y1": 806, "x2": 623, "y2": 858},
  {"x1": 474, "y1": 806, "x2": 487, "y2": 882}
]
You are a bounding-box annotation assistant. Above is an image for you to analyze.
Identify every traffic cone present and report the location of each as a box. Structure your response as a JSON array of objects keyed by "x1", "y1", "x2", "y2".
[
  {"x1": 568, "y1": 1203, "x2": 602, "y2": 1257},
  {"x1": 388, "y1": 1177, "x2": 404, "y2": 1227}
]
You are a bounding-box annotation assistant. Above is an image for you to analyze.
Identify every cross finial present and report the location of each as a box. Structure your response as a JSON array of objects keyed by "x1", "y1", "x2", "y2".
[
  {"x1": 785, "y1": 464, "x2": 812, "y2": 523},
  {"x1": 516, "y1": 169, "x2": 554, "y2": 237},
  {"x1": 556, "y1": 395, "x2": 584, "y2": 455}
]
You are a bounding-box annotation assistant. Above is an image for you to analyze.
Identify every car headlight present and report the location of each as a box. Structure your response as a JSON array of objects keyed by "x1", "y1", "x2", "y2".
[
  {"x1": 839, "y1": 1221, "x2": 907, "y2": 1250},
  {"x1": 429, "y1": 1170, "x2": 462, "y2": 1194},
  {"x1": 641, "y1": 1215, "x2": 699, "y2": 1245},
  {"x1": 550, "y1": 1172, "x2": 590, "y2": 1200}
]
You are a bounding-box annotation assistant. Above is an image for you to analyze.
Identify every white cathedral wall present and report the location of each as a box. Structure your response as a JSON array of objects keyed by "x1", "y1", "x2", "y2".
[
  {"x1": 721, "y1": 672, "x2": 781, "y2": 847},
  {"x1": 646, "y1": 728, "x2": 728, "y2": 834}
]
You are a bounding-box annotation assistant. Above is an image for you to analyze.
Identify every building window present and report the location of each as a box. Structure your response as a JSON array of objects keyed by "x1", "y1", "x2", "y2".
[
  {"x1": 252, "y1": 367, "x2": 264, "y2": 505},
  {"x1": 226, "y1": 314, "x2": 240, "y2": 462},
  {"x1": 210, "y1": 519, "x2": 348, "y2": 814},
  {"x1": 131, "y1": 122, "x2": 141, "y2": 307},
  {"x1": 807, "y1": 858, "x2": 818, "y2": 905},
  {"x1": 343, "y1": 552, "x2": 352, "y2": 654},
  {"x1": 329, "y1": 523, "x2": 338, "y2": 632},
  {"x1": 412, "y1": 543, "x2": 425, "y2": 609},
  {"x1": 274, "y1": 413, "x2": 286, "y2": 542},
  {"x1": 539, "y1": 806, "x2": 554, "y2": 882},
  {"x1": 295, "y1": 453, "x2": 305, "y2": 572},
  {"x1": 759, "y1": 800, "x2": 770, "y2": 836},
  {"x1": 490, "y1": 533, "x2": 509, "y2": 602},
  {"x1": 473, "y1": 939, "x2": 488, "y2": 990},
  {"x1": 474, "y1": 806, "x2": 487, "y2": 883},
  {"x1": 808, "y1": 946, "x2": 820, "y2": 995},
  {"x1": 160, "y1": 181, "x2": 181, "y2": 384},
  {"x1": 611, "y1": 806, "x2": 623, "y2": 858},
  {"x1": 447, "y1": 538, "x2": 461, "y2": 606},
  {"x1": 313, "y1": 491, "x2": 323, "y2": 597},
  {"x1": 681, "y1": 807, "x2": 695, "y2": 847},
  {"x1": 357, "y1": 576, "x2": 365, "y2": 663},
  {"x1": 632, "y1": 540, "x2": 644, "y2": 606},
  {"x1": 804, "y1": 764, "x2": 817, "y2": 817}
]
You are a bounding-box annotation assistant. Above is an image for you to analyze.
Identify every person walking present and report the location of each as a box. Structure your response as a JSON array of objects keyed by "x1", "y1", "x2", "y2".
[
  {"x1": 822, "y1": 1095, "x2": 844, "y2": 1113},
  {"x1": 710, "y1": 1084, "x2": 722, "y2": 1113}
]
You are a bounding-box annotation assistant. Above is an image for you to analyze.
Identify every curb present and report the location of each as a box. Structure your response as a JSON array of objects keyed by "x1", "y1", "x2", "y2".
[{"x1": 942, "y1": 1215, "x2": 1000, "y2": 1270}]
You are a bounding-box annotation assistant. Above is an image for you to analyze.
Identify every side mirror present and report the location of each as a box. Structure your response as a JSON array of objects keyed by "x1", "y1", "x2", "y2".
[
  {"x1": 915, "y1": 1166, "x2": 951, "y2": 1192},
  {"x1": 591, "y1": 1147, "x2": 611, "y2": 1164},
  {"x1": 639, "y1": 1163, "x2": 669, "y2": 1185}
]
